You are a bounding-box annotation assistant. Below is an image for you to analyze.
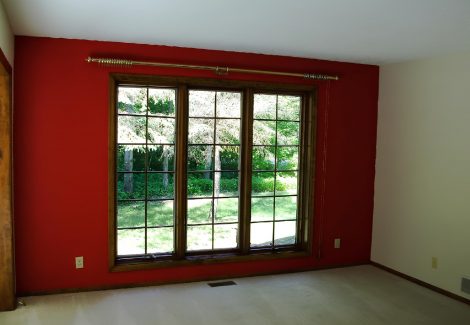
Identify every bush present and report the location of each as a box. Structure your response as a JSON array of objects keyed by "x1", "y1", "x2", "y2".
[
  {"x1": 187, "y1": 177, "x2": 213, "y2": 196},
  {"x1": 187, "y1": 177, "x2": 239, "y2": 196},
  {"x1": 117, "y1": 174, "x2": 296, "y2": 199},
  {"x1": 220, "y1": 178, "x2": 238, "y2": 193},
  {"x1": 117, "y1": 174, "x2": 174, "y2": 200},
  {"x1": 252, "y1": 176, "x2": 275, "y2": 192}
]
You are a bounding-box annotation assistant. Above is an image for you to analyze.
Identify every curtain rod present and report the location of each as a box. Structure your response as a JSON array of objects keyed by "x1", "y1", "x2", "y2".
[{"x1": 85, "y1": 57, "x2": 339, "y2": 81}]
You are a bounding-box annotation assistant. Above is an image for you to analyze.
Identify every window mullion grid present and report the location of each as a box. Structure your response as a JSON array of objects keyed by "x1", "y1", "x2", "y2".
[
  {"x1": 114, "y1": 83, "x2": 310, "y2": 264},
  {"x1": 295, "y1": 97, "x2": 304, "y2": 247},
  {"x1": 239, "y1": 88, "x2": 253, "y2": 254},
  {"x1": 144, "y1": 87, "x2": 149, "y2": 254},
  {"x1": 297, "y1": 94, "x2": 309, "y2": 249},
  {"x1": 211, "y1": 92, "x2": 217, "y2": 250},
  {"x1": 271, "y1": 95, "x2": 279, "y2": 249},
  {"x1": 113, "y1": 85, "x2": 118, "y2": 263},
  {"x1": 175, "y1": 84, "x2": 188, "y2": 259}
]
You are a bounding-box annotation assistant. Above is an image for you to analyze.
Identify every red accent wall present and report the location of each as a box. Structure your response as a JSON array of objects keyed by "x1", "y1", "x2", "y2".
[{"x1": 13, "y1": 36, "x2": 378, "y2": 294}]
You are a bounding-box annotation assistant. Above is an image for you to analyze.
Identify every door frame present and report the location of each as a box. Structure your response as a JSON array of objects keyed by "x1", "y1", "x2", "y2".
[{"x1": 0, "y1": 48, "x2": 15, "y2": 311}]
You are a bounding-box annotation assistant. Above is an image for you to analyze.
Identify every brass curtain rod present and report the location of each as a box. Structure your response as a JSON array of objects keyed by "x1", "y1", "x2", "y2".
[{"x1": 86, "y1": 57, "x2": 339, "y2": 81}]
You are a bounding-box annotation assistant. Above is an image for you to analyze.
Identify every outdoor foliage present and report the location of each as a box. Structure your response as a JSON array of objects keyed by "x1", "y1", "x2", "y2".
[{"x1": 116, "y1": 88, "x2": 301, "y2": 254}]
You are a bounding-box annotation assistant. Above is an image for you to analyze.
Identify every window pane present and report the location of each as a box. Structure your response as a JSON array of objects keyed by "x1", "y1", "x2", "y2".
[
  {"x1": 118, "y1": 87, "x2": 147, "y2": 115},
  {"x1": 214, "y1": 224, "x2": 238, "y2": 249},
  {"x1": 252, "y1": 172, "x2": 275, "y2": 196},
  {"x1": 117, "y1": 145, "x2": 146, "y2": 172},
  {"x1": 251, "y1": 92, "x2": 301, "y2": 251},
  {"x1": 188, "y1": 145, "x2": 213, "y2": 171},
  {"x1": 275, "y1": 197, "x2": 297, "y2": 220},
  {"x1": 276, "y1": 146, "x2": 298, "y2": 170},
  {"x1": 117, "y1": 201, "x2": 145, "y2": 228},
  {"x1": 274, "y1": 221, "x2": 296, "y2": 246},
  {"x1": 216, "y1": 119, "x2": 240, "y2": 144},
  {"x1": 118, "y1": 116, "x2": 146, "y2": 143},
  {"x1": 277, "y1": 95, "x2": 301, "y2": 121},
  {"x1": 254, "y1": 94, "x2": 276, "y2": 119},
  {"x1": 117, "y1": 173, "x2": 145, "y2": 200},
  {"x1": 147, "y1": 117, "x2": 175, "y2": 144},
  {"x1": 189, "y1": 90, "x2": 215, "y2": 117},
  {"x1": 188, "y1": 172, "x2": 213, "y2": 198},
  {"x1": 147, "y1": 227, "x2": 174, "y2": 254},
  {"x1": 147, "y1": 200, "x2": 174, "y2": 226},
  {"x1": 188, "y1": 118, "x2": 214, "y2": 144},
  {"x1": 252, "y1": 146, "x2": 275, "y2": 171},
  {"x1": 187, "y1": 225, "x2": 212, "y2": 251},
  {"x1": 187, "y1": 199, "x2": 213, "y2": 225},
  {"x1": 250, "y1": 222, "x2": 273, "y2": 248},
  {"x1": 276, "y1": 171, "x2": 298, "y2": 195},
  {"x1": 117, "y1": 229, "x2": 145, "y2": 255},
  {"x1": 148, "y1": 173, "x2": 174, "y2": 199},
  {"x1": 253, "y1": 120, "x2": 276, "y2": 145},
  {"x1": 276, "y1": 121, "x2": 299, "y2": 145},
  {"x1": 219, "y1": 146, "x2": 240, "y2": 170},
  {"x1": 214, "y1": 171, "x2": 238, "y2": 197},
  {"x1": 216, "y1": 92, "x2": 241, "y2": 118},
  {"x1": 148, "y1": 88, "x2": 176, "y2": 117},
  {"x1": 148, "y1": 145, "x2": 175, "y2": 172},
  {"x1": 115, "y1": 85, "x2": 307, "y2": 259},
  {"x1": 214, "y1": 198, "x2": 238, "y2": 223},
  {"x1": 251, "y1": 197, "x2": 274, "y2": 222}
]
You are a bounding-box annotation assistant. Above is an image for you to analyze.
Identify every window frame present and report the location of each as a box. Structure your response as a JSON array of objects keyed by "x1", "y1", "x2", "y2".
[{"x1": 109, "y1": 74, "x2": 317, "y2": 272}]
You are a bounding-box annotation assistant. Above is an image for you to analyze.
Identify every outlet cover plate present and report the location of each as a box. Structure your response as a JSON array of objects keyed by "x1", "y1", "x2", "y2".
[
  {"x1": 75, "y1": 256, "x2": 84, "y2": 269},
  {"x1": 334, "y1": 238, "x2": 341, "y2": 249}
]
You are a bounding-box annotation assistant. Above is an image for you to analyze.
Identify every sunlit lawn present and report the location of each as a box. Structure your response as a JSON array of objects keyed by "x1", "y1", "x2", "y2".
[{"x1": 117, "y1": 192, "x2": 297, "y2": 255}]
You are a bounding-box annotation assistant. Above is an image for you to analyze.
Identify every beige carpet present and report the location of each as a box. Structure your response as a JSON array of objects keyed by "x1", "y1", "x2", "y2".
[{"x1": 1, "y1": 265, "x2": 469, "y2": 325}]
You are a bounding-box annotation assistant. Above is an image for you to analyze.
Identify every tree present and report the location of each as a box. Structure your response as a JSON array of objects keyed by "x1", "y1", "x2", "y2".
[
  {"x1": 118, "y1": 88, "x2": 146, "y2": 194},
  {"x1": 118, "y1": 87, "x2": 175, "y2": 197},
  {"x1": 187, "y1": 91, "x2": 241, "y2": 218},
  {"x1": 117, "y1": 88, "x2": 299, "y2": 201}
]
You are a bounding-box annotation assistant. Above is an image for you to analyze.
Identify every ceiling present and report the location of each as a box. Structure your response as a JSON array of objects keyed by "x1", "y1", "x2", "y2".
[{"x1": 3, "y1": 0, "x2": 470, "y2": 65}]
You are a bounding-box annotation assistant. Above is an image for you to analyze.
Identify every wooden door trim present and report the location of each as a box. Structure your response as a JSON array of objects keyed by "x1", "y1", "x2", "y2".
[{"x1": 0, "y1": 47, "x2": 15, "y2": 312}]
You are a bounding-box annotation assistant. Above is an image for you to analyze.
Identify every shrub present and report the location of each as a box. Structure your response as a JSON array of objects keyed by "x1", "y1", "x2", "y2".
[
  {"x1": 252, "y1": 176, "x2": 276, "y2": 192},
  {"x1": 187, "y1": 177, "x2": 213, "y2": 196},
  {"x1": 117, "y1": 174, "x2": 296, "y2": 199}
]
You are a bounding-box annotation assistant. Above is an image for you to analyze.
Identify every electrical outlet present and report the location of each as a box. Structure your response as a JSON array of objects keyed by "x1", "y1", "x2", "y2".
[
  {"x1": 334, "y1": 238, "x2": 341, "y2": 249},
  {"x1": 75, "y1": 256, "x2": 84, "y2": 269},
  {"x1": 432, "y1": 257, "x2": 438, "y2": 269}
]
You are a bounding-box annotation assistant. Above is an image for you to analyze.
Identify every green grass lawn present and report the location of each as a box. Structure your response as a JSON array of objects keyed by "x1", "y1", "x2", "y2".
[{"x1": 117, "y1": 193, "x2": 297, "y2": 255}]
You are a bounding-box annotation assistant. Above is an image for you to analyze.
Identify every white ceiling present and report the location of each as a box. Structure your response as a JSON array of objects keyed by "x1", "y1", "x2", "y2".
[{"x1": 3, "y1": 0, "x2": 470, "y2": 65}]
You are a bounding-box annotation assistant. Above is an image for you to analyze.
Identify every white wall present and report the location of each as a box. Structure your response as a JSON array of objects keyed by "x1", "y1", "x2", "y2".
[
  {"x1": 0, "y1": 0, "x2": 13, "y2": 65},
  {"x1": 372, "y1": 52, "x2": 470, "y2": 299}
]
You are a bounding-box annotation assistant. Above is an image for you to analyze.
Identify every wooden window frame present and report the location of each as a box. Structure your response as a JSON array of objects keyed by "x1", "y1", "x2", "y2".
[{"x1": 109, "y1": 74, "x2": 317, "y2": 272}]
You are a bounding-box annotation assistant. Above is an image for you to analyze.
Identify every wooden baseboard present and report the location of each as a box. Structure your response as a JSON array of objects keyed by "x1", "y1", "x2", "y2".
[
  {"x1": 18, "y1": 262, "x2": 369, "y2": 297},
  {"x1": 371, "y1": 261, "x2": 469, "y2": 306}
]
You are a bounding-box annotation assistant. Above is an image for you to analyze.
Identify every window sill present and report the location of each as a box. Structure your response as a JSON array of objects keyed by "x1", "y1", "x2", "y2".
[{"x1": 110, "y1": 249, "x2": 311, "y2": 272}]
